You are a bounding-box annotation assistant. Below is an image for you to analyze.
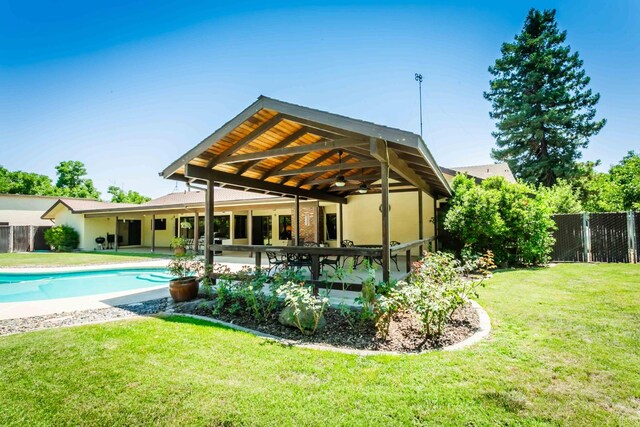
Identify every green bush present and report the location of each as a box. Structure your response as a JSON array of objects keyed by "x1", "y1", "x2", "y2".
[
  {"x1": 44, "y1": 225, "x2": 79, "y2": 251},
  {"x1": 444, "y1": 174, "x2": 555, "y2": 266},
  {"x1": 212, "y1": 265, "x2": 283, "y2": 322},
  {"x1": 398, "y1": 252, "x2": 488, "y2": 336},
  {"x1": 277, "y1": 281, "x2": 329, "y2": 335}
]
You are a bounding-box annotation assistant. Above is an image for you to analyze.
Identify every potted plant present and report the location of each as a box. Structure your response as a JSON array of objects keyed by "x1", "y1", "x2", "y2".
[
  {"x1": 170, "y1": 236, "x2": 188, "y2": 256},
  {"x1": 167, "y1": 252, "x2": 202, "y2": 302}
]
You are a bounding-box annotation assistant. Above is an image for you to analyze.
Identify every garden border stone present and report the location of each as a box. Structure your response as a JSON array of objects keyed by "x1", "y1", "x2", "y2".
[{"x1": 161, "y1": 299, "x2": 491, "y2": 356}]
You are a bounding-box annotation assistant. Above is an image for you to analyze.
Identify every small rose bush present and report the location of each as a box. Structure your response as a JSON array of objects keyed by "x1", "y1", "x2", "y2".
[{"x1": 277, "y1": 281, "x2": 329, "y2": 335}]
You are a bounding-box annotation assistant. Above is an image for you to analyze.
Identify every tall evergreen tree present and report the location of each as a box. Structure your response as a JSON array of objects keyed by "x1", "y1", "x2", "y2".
[{"x1": 484, "y1": 8, "x2": 606, "y2": 186}]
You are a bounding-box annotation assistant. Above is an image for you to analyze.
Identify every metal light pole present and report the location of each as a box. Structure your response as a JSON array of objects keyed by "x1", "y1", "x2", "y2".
[{"x1": 415, "y1": 73, "x2": 423, "y2": 137}]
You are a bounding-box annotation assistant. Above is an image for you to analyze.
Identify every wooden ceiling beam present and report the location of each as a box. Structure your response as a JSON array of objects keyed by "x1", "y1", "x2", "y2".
[
  {"x1": 272, "y1": 160, "x2": 379, "y2": 178},
  {"x1": 276, "y1": 149, "x2": 339, "y2": 184},
  {"x1": 294, "y1": 154, "x2": 364, "y2": 188},
  {"x1": 224, "y1": 138, "x2": 365, "y2": 164},
  {"x1": 206, "y1": 114, "x2": 283, "y2": 167},
  {"x1": 185, "y1": 164, "x2": 347, "y2": 204},
  {"x1": 369, "y1": 138, "x2": 432, "y2": 194},
  {"x1": 235, "y1": 127, "x2": 308, "y2": 175},
  {"x1": 279, "y1": 113, "x2": 366, "y2": 140}
]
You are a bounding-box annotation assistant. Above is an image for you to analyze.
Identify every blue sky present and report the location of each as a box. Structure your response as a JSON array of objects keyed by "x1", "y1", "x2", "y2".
[{"x1": 1, "y1": 0, "x2": 638, "y2": 198}]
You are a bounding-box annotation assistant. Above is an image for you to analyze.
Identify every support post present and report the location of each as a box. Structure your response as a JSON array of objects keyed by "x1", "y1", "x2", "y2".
[
  {"x1": 151, "y1": 215, "x2": 156, "y2": 253},
  {"x1": 381, "y1": 161, "x2": 390, "y2": 283},
  {"x1": 8, "y1": 226, "x2": 13, "y2": 253},
  {"x1": 248, "y1": 209, "x2": 253, "y2": 257},
  {"x1": 582, "y1": 212, "x2": 591, "y2": 262},
  {"x1": 205, "y1": 180, "x2": 215, "y2": 265},
  {"x1": 433, "y1": 196, "x2": 438, "y2": 252},
  {"x1": 418, "y1": 191, "x2": 423, "y2": 256},
  {"x1": 339, "y1": 203, "x2": 344, "y2": 244},
  {"x1": 115, "y1": 216, "x2": 119, "y2": 252},
  {"x1": 628, "y1": 211, "x2": 636, "y2": 264},
  {"x1": 193, "y1": 212, "x2": 199, "y2": 254},
  {"x1": 255, "y1": 251, "x2": 262, "y2": 269},
  {"x1": 294, "y1": 195, "x2": 300, "y2": 245}
]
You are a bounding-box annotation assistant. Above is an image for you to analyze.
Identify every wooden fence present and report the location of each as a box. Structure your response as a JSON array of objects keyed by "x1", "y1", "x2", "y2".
[
  {"x1": 552, "y1": 212, "x2": 638, "y2": 263},
  {"x1": 0, "y1": 225, "x2": 51, "y2": 253}
]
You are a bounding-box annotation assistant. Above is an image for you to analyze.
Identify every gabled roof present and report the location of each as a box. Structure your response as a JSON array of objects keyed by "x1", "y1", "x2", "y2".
[
  {"x1": 161, "y1": 96, "x2": 451, "y2": 202},
  {"x1": 41, "y1": 198, "x2": 136, "y2": 219},
  {"x1": 142, "y1": 188, "x2": 276, "y2": 208},
  {"x1": 41, "y1": 188, "x2": 286, "y2": 219}
]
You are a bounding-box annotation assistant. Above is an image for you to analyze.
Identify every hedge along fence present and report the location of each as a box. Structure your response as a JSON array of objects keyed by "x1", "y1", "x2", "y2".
[{"x1": 552, "y1": 211, "x2": 638, "y2": 263}]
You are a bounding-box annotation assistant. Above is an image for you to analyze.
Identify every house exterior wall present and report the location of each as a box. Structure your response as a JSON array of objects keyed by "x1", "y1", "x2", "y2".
[
  {"x1": 84, "y1": 217, "x2": 118, "y2": 250},
  {"x1": 52, "y1": 207, "x2": 87, "y2": 249},
  {"x1": 342, "y1": 191, "x2": 435, "y2": 255},
  {"x1": 0, "y1": 194, "x2": 59, "y2": 226},
  {"x1": 45, "y1": 192, "x2": 436, "y2": 253}
]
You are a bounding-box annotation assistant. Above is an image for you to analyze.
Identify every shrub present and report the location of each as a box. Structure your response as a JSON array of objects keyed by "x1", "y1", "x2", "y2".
[
  {"x1": 277, "y1": 281, "x2": 329, "y2": 335},
  {"x1": 399, "y1": 252, "x2": 487, "y2": 336},
  {"x1": 44, "y1": 225, "x2": 79, "y2": 251},
  {"x1": 211, "y1": 265, "x2": 284, "y2": 321},
  {"x1": 444, "y1": 174, "x2": 555, "y2": 266}
]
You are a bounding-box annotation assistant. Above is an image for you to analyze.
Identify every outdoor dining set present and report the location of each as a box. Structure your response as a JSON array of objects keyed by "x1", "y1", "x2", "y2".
[{"x1": 264, "y1": 239, "x2": 401, "y2": 276}]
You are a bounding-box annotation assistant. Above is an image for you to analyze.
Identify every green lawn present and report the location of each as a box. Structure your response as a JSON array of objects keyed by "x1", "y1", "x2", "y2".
[
  {"x1": 0, "y1": 264, "x2": 638, "y2": 426},
  {"x1": 0, "y1": 251, "x2": 169, "y2": 267}
]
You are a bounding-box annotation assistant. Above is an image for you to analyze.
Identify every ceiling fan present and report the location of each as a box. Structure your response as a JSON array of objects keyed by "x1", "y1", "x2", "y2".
[{"x1": 332, "y1": 151, "x2": 370, "y2": 193}]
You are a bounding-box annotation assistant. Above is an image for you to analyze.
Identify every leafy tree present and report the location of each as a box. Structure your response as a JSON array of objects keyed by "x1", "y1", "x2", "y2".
[
  {"x1": 0, "y1": 165, "x2": 57, "y2": 195},
  {"x1": 54, "y1": 160, "x2": 100, "y2": 199},
  {"x1": 107, "y1": 185, "x2": 151, "y2": 204},
  {"x1": 572, "y1": 161, "x2": 624, "y2": 212},
  {"x1": 609, "y1": 151, "x2": 640, "y2": 210},
  {"x1": 444, "y1": 174, "x2": 555, "y2": 266},
  {"x1": 537, "y1": 179, "x2": 583, "y2": 214},
  {"x1": 485, "y1": 8, "x2": 606, "y2": 187}
]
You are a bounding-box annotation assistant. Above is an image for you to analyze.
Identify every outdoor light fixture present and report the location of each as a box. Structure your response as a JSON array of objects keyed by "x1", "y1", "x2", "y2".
[{"x1": 358, "y1": 183, "x2": 368, "y2": 194}]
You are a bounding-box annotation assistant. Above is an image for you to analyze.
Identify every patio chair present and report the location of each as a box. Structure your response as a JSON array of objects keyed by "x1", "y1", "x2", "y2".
[
  {"x1": 390, "y1": 240, "x2": 401, "y2": 271},
  {"x1": 340, "y1": 240, "x2": 360, "y2": 269},
  {"x1": 285, "y1": 251, "x2": 312, "y2": 273},
  {"x1": 266, "y1": 251, "x2": 285, "y2": 275},
  {"x1": 320, "y1": 253, "x2": 341, "y2": 274}
]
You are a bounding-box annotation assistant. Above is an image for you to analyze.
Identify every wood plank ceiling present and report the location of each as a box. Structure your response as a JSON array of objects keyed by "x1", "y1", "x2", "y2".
[{"x1": 166, "y1": 98, "x2": 451, "y2": 201}]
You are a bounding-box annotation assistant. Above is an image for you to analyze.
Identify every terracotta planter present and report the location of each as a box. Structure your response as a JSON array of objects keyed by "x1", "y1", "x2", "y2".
[
  {"x1": 169, "y1": 276, "x2": 199, "y2": 302},
  {"x1": 174, "y1": 247, "x2": 186, "y2": 256}
]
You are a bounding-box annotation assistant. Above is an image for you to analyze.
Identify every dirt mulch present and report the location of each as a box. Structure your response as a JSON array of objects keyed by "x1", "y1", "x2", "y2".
[{"x1": 191, "y1": 303, "x2": 479, "y2": 353}]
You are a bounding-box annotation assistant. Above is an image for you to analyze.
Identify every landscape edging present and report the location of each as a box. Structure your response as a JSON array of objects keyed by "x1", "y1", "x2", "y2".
[{"x1": 160, "y1": 299, "x2": 492, "y2": 356}]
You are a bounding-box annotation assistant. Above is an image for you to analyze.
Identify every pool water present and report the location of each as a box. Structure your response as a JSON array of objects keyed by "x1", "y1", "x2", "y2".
[{"x1": 0, "y1": 269, "x2": 172, "y2": 303}]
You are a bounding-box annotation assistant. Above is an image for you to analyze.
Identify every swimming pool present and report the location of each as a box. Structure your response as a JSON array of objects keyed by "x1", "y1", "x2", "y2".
[{"x1": 0, "y1": 269, "x2": 172, "y2": 303}]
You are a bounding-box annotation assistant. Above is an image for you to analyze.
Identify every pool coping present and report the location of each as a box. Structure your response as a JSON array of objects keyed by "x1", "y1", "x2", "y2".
[{"x1": 0, "y1": 259, "x2": 170, "y2": 274}]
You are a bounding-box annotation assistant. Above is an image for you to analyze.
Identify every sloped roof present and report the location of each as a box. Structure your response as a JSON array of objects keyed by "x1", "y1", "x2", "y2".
[
  {"x1": 41, "y1": 188, "x2": 285, "y2": 219},
  {"x1": 161, "y1": 96, "x2": 451, "y2": 201},
  {"x1": 142, "y1": 188, "x2": 276, "y2": 208},
  {"x1": 442, "y1": 163, "x2": 516, "y2": 183}
]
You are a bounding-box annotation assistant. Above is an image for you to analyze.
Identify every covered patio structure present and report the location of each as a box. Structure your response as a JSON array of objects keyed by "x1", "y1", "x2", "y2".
[{"x1": 161, "y1": 96, "x2": 451, "y2": 284}]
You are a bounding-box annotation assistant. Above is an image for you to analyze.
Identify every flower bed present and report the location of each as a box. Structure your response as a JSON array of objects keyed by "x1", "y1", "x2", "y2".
[{"x1": 182, "y1": 251, "x2": 494, "y2": 354}]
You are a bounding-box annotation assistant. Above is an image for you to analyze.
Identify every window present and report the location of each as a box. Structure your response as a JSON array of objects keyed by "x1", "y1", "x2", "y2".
[
  {"x1": 152, "y1": 218, "x2": 166, "y2": 231},
  {"x1": 325, "y1": 213, "x2": 337, "y2": 241},
  {"x1": 213, "y1": 215, "x2": 230, "y2": 239},
  {"x1": 234, "y1": 215, "x2": 247, "y2": 239},
  {"x1": 279, "y1": 215, "x2": 292, "y2": 240}
]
